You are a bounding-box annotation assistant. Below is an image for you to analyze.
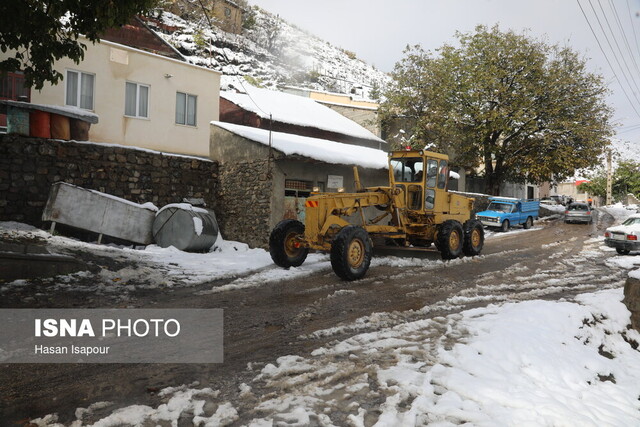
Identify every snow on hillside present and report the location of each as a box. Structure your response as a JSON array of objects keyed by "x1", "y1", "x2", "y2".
[{"x1": 145, "y1": 5, "x2": 390, "y2": 100}]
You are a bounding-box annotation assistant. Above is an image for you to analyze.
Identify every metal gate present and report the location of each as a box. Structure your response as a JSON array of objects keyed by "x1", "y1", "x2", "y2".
[{"x1": 283, "y1": 179, "x2": 313, "y2": 222}]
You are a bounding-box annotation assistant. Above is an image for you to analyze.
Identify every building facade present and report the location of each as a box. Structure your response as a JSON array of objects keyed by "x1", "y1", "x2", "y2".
[{"x1": 1, "y1": 24, "x2": 221, "y2": 157}]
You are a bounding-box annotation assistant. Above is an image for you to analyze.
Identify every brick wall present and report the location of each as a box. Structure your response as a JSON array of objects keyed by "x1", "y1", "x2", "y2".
[{"x1": 0, "y1": 135, "x2": 219, "y2": 226}]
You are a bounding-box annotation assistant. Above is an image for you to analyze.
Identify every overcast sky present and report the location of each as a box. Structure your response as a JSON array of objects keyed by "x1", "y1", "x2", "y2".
[{"x1": 251, "y1": 0, "x2": 640, "y2": 151}]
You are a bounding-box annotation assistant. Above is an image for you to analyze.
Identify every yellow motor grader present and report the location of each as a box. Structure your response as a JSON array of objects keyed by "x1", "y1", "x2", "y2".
[{"x1": 269, "y1": 149, "x2": 484, "y2": 280}]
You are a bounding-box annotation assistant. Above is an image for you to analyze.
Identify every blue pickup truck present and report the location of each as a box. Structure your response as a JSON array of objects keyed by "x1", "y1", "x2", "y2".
[{"x1": 475, "y1": 198, "x2": 540, "y2": 232}]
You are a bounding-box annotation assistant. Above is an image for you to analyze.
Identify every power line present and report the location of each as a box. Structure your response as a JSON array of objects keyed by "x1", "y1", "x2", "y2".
[
  {"x1": 608, "y1": 0, "x2": 640, "y2": 82},
  {"x1": 626, "y1": 0, "x2": 640, "y2": 65},
  {"x1": 595, "y1": 0, "x2": 640, "y2": 98},
  {"x1": 194, "y1": 0, "x2": 271, "y2": 118},
  {"x1": 191, "y1": 0, "x2": 275, "y2": 177},
  {"x1": 577, "y1": 0, "x2": 640, "y2": 118},
  {"x1": 589, "y1": 0, "x2": 640, "y2": 104}
]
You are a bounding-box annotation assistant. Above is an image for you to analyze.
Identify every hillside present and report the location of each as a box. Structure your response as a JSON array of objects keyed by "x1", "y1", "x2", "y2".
[{"x1": 144, "y1": 4, "x2": 390, "y2": 100}]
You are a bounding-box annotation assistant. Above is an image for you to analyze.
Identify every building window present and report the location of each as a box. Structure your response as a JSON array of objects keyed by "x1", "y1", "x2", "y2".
[
  {"x1": 125, "y1": 82, "x2": 149, "y2": 118},
  {"x1": 0, "y1": 71, "x2": 30, "y2": 129},
  {"x1": 176, "y1": 92, "x2": 197, "y2": 126},
  {"x1": 65, "y1": 70, "x2": 94, "y2": 110},
  {"x1": 285, "y1": 179, "x2": 313, "y2": 197},
  {"x1": 0, "y1": 71, "x2": 30, "y2": 101}
]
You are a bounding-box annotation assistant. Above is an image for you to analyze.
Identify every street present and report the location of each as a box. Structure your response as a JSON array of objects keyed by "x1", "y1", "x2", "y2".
[{"x1": 0, "y1": 210, "x2": 634, "y2": 425}]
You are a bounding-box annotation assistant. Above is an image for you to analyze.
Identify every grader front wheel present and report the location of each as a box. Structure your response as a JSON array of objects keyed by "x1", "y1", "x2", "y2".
[
  {"x1": 330, "y1": 226, "x2": 372, "y2": 281},
  {"x1": 269, "y1": 219, "x2": 309, "y2": 268}
]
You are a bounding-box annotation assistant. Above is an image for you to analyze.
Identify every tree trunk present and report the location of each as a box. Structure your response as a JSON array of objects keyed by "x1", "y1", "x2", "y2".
[{"x1": 484, "y1": 173, "x2": 501, "y2": 196}]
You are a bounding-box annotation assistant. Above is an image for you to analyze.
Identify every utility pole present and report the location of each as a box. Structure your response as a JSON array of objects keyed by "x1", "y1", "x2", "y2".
[{"x1": 606, "y1": 149, "x2": 612, "y2": 206}]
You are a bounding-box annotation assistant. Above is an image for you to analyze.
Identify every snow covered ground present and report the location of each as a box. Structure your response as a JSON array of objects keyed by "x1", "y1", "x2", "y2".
[
  {"x1": 0, "y1": 215, "x2": 546, "y2": 295},
  {"x1": 25, "y1": 206, "x2": 640, "y2": 426},
  {"x1": 33, "y1": 292, "x2": 640, "y2": 426}
]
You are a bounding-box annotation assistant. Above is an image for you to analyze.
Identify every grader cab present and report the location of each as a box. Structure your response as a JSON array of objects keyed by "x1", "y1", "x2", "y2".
[{"x1": 269, "y1": 149, "x2": 484, "y2": 281}]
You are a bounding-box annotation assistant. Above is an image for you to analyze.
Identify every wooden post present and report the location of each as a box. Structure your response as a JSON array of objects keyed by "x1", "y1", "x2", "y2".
[{"x1": 606, "y1": 149, "x2": 612, "y2": 206}]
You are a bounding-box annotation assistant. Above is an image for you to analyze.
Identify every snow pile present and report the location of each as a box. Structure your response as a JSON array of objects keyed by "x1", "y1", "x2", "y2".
[
  {"x1": 214, "y1": 121, "x2": 388, "y2": 169},
  {"x1": 601, "y1": 203, "x2": 638, "y2": 222},
  {"x1": 540, "y1": 202, "x2": 566, "y2": 213},
  {"x1": 0, "y1": 222, "x2": 275, "y2": 290},
  {"x1": 250, "y1": 289, "x2": 640, "y2": 425},
  {"x1": 32, "y1": 385, "x2": 238, "y2": 427}
]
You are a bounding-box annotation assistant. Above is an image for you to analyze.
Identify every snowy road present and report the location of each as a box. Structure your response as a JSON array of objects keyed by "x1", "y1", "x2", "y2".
[{"x1": 2, "y1": 208, "x2": 640, "y2": 425}]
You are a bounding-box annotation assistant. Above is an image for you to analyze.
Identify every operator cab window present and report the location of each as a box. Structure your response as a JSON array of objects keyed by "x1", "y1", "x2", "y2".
[
  {"x1": 391, "y1": 158, "x2": 424, "y2": 182},
  {"x1": 426, "y1": 159, "x2": 438, "y2": 187},
  {"x1": 437, "y1": 160, "x2": 448, "y2": 189}
]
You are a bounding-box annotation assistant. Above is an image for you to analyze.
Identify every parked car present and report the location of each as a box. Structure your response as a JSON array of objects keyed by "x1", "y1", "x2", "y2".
[
  {"x1": 565, "y1": 202, "x2": 593, "y2": 224},
  {"x1": 540, "y1": 198, "x2": 558, "y2": 206},
  {"x1": 604, "y1": 214, "x2": 640, "y2": 255},
  {"x1": 476, "y1": 198, "x2": 540, "y2": 232}
]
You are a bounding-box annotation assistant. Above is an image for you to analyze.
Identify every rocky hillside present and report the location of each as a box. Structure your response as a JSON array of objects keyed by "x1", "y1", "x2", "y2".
[{"x1": 144, "y1": 4, "x2": 390, "y2": 100}]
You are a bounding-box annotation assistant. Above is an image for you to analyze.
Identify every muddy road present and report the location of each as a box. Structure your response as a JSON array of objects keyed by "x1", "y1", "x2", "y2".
[{"x1": 0, "y1": 212, "x2": 630, "y2": 424}]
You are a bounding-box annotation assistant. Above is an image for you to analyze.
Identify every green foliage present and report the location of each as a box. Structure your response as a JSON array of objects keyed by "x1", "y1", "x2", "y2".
[
  {"x1": 380, "y1": 25, "x2": 613, "y2": 195},
  {"x1": 369, "y1": 81, "x2": 381, "y2": 102},
  {"x1": 242, "y1": 6, "x2": 257, "y2": 31},
  {"x1": 577, "y1": 173, "x2": 607, "y2": 199},
  {"x1": 193, "y1": 28, "x2": 207, "y2": 50},
  {"x1": 341, "y1": 49, "x2": 357, "y2": 60},
  {"x1": 579, "y1": 160, "x2": 640, "y2": 201},
  {"x1": 0, "y1": 0, "x2": 158, "y2": 90},
  {"x1": 307, "y1": 70, "x2": 321, "y2": 83},
  {"x1": 243, "y1": 75, "x2": 263, "y2": 88}
]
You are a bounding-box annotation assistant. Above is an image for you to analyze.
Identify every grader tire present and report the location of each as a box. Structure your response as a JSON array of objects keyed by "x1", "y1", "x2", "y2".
[
  {"x1": 437, "y1": 220, "x2": 464, "y2": 260},
  {"x1": 330, "y1": 226, "x2": 372, "y2": 281},
  {"x1": 462, "y1": 219, "x2": 484, "y2": 256},
  {"x1": 269, "y1": 219, "x2": 309, "y2": 268}
]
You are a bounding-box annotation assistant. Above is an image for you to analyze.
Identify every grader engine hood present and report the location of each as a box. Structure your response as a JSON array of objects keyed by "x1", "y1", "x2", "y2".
[{"x1": 448, "y1": 193, "x2": 475, "y2": 216}]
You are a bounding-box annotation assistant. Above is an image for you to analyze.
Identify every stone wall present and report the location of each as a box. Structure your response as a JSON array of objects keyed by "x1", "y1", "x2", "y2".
[
  {"x1": 624, "y1": 276, "x2": 640, "y2": 331},
  {"x1": 0, "y1": 134, "x2": 219, "y2": 227},
  {"x1": 217, "y1": 158, "x2": 273, "y2": 248}
]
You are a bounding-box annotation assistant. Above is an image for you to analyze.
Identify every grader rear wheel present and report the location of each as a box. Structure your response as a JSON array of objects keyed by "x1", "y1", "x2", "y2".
[
  {"x1": 269, "y1": 219, "x2": 309, "y2": 268},
  {"x1": 463, "y1": 219, "x2": 484, "y2": 256},
  {"x1": 330, "y1": 226, "x2": 372, "y2": 281}
]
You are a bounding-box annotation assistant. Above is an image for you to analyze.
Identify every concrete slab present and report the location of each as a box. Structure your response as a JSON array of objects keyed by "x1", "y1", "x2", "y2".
[{"x1": 42, "y1": 182, "x2": 155, "y2": 245}]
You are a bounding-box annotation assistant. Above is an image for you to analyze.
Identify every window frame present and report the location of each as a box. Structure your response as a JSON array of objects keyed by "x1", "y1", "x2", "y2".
[
  {"x1": 65, "y1": 69, "x2": 95, "y2": 110},
  {"x1": 175, "y1": 91, "x2": 197, "y2": 127},
  {"x1": 124, "y1": 81, "x2": 150, "y2": 119}
]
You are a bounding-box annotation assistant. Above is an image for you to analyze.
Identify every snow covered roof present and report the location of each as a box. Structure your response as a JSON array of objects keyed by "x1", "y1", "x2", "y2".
[
  {"x1": 220, "y1": 85, "x2": 385, "y2": 144},
  {"x1": 213, "y1": 122, "x2": 388, "y2": 170}
]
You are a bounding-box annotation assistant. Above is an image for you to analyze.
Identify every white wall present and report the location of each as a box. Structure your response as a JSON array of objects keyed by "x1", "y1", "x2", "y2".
[{"x1": 25, "y1": 39, "x2": 220, "y2": 157}]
